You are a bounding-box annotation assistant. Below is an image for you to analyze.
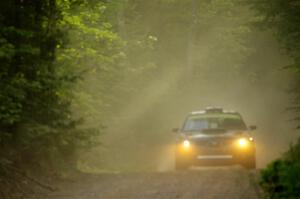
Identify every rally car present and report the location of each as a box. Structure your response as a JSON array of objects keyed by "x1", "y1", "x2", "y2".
[{"x1": 174, "y1": 107, "x2": 256, "y2": 170}]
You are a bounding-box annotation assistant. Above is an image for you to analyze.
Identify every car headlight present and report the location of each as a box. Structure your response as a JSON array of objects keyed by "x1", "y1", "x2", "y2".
[
  {"x1": 183, "y1": 140, "x2": 190, "y2": 148},
  {"x1": 238, "y1": 138, "x2": 249, "y2": 148}
]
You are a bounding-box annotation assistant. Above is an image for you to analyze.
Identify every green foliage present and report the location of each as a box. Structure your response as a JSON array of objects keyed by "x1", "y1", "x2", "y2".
[
  {"x1": 0, "y1": 0, "x2": 109, "y2": 173},
  {"x1": 252, "y1": 1, "x2": 300, "y2": 198},
  {"x1": 260, "y1": 140, "x2": 300, "y2": 199},
  {"x1": 60, "y1": 0, "x2": 127, "y2": 123},
  {"x1": 252, "y1": 0, "x2": 300, "y2": 119},
  {"x1": 252, "y1": 0, "x2": 300, "y2": 57},
  {"x1": 285, "y1": 140, "x2": 300, "y2": 163}
]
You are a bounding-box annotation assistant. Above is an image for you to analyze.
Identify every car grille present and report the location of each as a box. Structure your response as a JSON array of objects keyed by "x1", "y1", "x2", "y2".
[{"x1": 192, "y1": 138, "x2": 235, "y2": 154}]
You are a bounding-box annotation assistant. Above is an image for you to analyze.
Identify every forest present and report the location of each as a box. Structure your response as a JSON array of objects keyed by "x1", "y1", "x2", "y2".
[{"x1": 0, "y1": 0, "x2": 300, "y2": 198}]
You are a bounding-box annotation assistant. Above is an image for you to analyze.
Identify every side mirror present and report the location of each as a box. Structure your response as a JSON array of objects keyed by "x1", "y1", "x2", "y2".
[
  {"x1": 249, "y1": 125, "x2": 257, "y2": 131},
  {"x1": 172, "y1": 128, "x2": 179, "y2": 133}
]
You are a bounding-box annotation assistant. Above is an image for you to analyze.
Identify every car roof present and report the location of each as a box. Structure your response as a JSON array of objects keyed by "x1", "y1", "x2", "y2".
[{"x1": 189, "y1": 107, "x2": 240, "y2": 116}]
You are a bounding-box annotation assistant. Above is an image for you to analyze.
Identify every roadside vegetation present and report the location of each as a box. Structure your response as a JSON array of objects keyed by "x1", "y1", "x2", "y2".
[
  {"x1": 252, "y1": 0, "x2": 300, "y2": 198},
  {"x1": 0, "y1": 0, "x2": 124, "y2": 195},
  {"x1": 0, "y1": 0, "x2": 119, "y2": 173}
]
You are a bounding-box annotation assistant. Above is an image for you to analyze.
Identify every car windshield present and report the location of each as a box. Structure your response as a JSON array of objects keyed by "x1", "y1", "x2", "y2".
[{"x1": 182, "y1": 113, "x2": 247, "y2": 132}]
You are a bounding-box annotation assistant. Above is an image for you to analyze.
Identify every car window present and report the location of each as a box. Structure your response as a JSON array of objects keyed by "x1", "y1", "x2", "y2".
[{"x1": 182, "y1": 114, "x2": 247, "y2": 132}]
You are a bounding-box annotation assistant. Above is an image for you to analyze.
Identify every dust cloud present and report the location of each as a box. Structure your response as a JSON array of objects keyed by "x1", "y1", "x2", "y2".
[{"x1": 77, "y1": 1, "x2": 299, "y2": 172}]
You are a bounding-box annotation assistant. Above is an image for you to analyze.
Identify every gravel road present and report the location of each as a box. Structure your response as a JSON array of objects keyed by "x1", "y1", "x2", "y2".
[{"x1": 42, "y1": 167, "x2": 261, "y2": 199}]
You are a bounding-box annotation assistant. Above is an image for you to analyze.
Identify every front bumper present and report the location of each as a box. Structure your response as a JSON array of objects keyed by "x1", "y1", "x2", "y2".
[{"x1": 175, "y1": 140, "x2": 256, "y2": 166}]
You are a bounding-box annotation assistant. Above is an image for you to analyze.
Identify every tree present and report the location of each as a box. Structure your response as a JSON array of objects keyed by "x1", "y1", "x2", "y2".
[
  {"x1": 0, "y1": 0, "x2": 115, "y2": 173},
  {"x1": 252, "y1": 0, "x2": 300, "y2": 115},
  {"x1": 252, "y1": 1, "x2": 300, "y2": 198}
]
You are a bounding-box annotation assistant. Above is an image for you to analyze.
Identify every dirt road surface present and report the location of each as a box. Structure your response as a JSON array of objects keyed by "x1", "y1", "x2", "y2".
[{"x1": 41, "y1": 167, "x2": 261, "y2": 199}]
